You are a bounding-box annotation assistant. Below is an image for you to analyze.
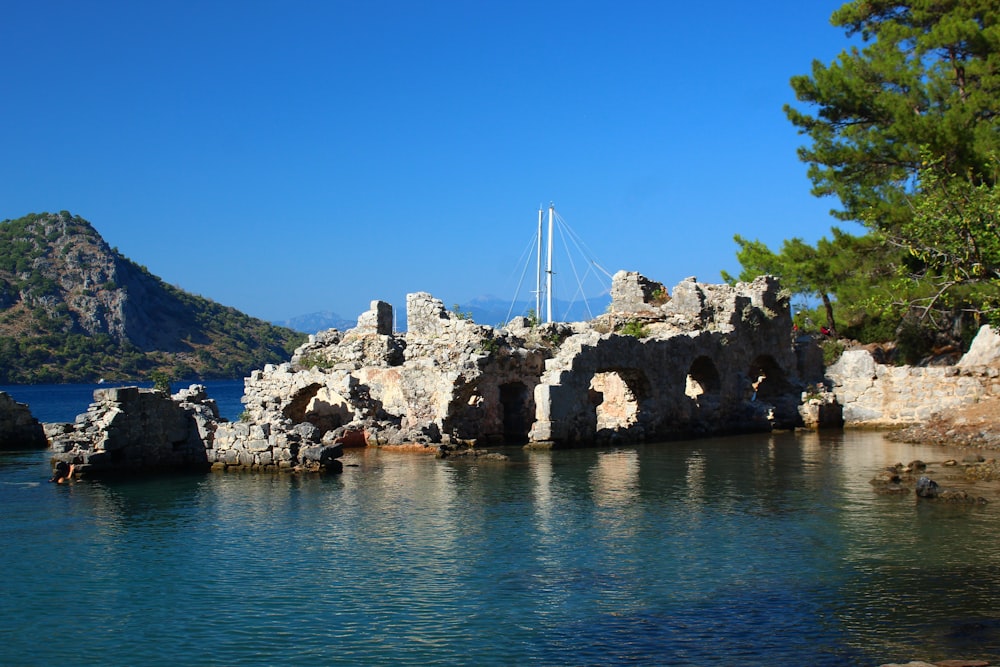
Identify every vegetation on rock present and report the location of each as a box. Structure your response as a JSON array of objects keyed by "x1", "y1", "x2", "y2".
[{"x1": 0, "y1": 211, "x2": 306, "y2": 383}]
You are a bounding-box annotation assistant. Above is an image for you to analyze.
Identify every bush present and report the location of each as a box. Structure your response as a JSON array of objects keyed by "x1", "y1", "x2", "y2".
[{"x1": 617, "y1": 320, "x2": 649, "y2": 338}]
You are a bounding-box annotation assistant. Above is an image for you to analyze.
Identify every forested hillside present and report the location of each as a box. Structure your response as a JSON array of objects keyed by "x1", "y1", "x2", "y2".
[{"x1": 0, "y1": 211, "x2": 306, "y2": 383}]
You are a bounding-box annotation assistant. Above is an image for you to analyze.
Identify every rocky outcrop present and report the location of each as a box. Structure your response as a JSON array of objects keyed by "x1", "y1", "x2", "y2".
[
  {"x1": 0, "y1": 391, "x2": 47, "y2": 450},
  {"x1": 230, "y1": 272, "x2": 806, "y2": 450},
  {"x1": 47, "y1": 384, "x2": 344, "y2": 478}
]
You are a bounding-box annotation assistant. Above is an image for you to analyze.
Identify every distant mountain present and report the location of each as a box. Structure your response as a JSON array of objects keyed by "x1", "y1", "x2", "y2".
[
  {"x1": 274, "y1": 311, "x2": 355, "y2": 334},
  {"x1": 459, "y1": 293, "x2": 612, "y2": 327},
  {"x1": 0, "y1": 211, "x2": 306, "y2": 384}
]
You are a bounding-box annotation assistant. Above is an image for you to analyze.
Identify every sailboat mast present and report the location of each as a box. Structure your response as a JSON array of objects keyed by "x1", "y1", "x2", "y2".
[
  {"x1": 536, "y1": 206, "x2": 543, "y2": 321},
  {"x1": 546, "y1": 203, "x2": 554, "y2": 323}
]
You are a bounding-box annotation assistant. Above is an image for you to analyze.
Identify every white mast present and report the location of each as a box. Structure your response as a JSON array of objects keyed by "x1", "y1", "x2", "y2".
[
  {"x1": 535, "y1": 206, "x2": 543, "y2": 321},
  {"x1": 546, "y1": 203, "x2": 554, "y2": 323}
]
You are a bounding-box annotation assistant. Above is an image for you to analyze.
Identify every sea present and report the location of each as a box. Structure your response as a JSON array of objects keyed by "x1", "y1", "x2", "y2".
[{"x1": 2, "y1": 383, "x2": 1000, "y2": 666}]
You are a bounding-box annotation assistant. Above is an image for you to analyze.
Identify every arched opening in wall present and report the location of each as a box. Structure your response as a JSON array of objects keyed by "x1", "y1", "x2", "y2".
[
  {"x1": 589, "y1": 370, "x2": 647, "y2": 433},
  {"x1": 499, "y1": 382, "x2": 532, "y2": 444},
  {"x1": 685, "y1": 356, "x2": 722, "y2": 406},
  {"x1": 282, "y1": 383, "x2": 353, "y2": 435},
  {"x1": 747, "y1": 355, "x2": 791, "y2": 402}
]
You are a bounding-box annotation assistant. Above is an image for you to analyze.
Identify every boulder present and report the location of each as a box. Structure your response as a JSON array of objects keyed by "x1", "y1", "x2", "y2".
[{"x1": 957, "y1": 325, "x2": 1000, "y2": 368}]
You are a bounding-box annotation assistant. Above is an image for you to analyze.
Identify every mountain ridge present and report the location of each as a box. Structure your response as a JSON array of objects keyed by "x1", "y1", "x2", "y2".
[{"x1": 0, "y1": 211, "x2": 306, "y2": 383}]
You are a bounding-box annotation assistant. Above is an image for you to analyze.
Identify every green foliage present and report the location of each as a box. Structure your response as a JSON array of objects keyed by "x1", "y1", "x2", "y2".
[
  {"x1": 886, "y1": 151, "x2": 1000, "y2": 323},
  {"x1": 617, "y1": 320, "x2": 649, "y2": 338},
  {"x1": 894, "y1": 317, "x2": 940, "y2": 365},
  {"x1": 745, "y1": 1, "x2": 1000, "y2": 355},
  {"x1": 451, "y1": 304, "x2": 473, "y2": 321},
  {"x1": 525, "y1": 308, "x2": 541, "y2": 328},
  {"x1": 786, "y1": 0, "x2": 1000, "y2": 231},
  {"x1": 726, "y1": 229, "x2": 898, "y2": 336},
  {"x1": 149, "y1": 370, "x2": 172, "y2": 393},
  {"x1": 297, "y1": 351, "x2": 335, "y2": 370},
  {"x1": 821, "y1": 339, "x2": 846, "y2": 366},
  {"x1": 0, "y1": 212, "x2": 307, "y2": 383}
]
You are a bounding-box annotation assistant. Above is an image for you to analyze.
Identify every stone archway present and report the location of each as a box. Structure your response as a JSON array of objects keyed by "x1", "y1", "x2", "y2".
[
  {"x1": 747, "y1": 355, "x2": 791, "y2": 402},
  {"x1": 589, "y1": 370, "x2": 646, "y2": 432},
  {"x1": 282, "y1": 383, "x2": 353, "y2": 435},
  {"x1": 499, "y1": 381, "x2": 532, "y2": 444},
  {"x1": 685, "y1": 355, "x2": 721, "y2": 404}
]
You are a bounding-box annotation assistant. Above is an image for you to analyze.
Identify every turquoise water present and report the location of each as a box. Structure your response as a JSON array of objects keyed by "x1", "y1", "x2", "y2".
[{"x1": 2, "y1": 427, "x2": 999, "y2": 665}]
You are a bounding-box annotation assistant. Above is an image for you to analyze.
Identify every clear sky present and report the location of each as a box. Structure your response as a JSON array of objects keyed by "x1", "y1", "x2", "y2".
[{"x1": 1, "y1": 0, "x2": 858, "y2": 323}]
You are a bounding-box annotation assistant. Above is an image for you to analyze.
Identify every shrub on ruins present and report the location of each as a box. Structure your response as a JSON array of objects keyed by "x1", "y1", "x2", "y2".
[
  {"x1": 617, "y1": 320, "x2": 649, "y2": 339},
  {"x1": 729, "y1": 0, "x2": 1000, "y2": 360}
]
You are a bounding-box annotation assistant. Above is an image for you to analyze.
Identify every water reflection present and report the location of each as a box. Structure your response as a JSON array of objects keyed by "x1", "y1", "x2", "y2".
[
  {"x1": 589, "y1": 448, "x2": 639, "y2": 508},
  {"x1": 4, "y1": 433, "x2": 1000, "y2": 665},
  {"x1": 684, "y1": 450, "x2": 706, "y2": 503}
]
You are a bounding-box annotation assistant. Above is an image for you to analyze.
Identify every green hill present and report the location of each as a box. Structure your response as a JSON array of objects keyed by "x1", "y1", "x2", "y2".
[{"x1": 0, "y1": 211, "x2": 306, "y2": 383}]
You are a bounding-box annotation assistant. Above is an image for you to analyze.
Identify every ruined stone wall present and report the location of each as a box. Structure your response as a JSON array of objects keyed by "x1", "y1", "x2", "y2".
[
  {"x1": 49, "y1": 384, "x2": 344, "y2": 476},
  {"x1": 827, "y1": 327, "x2": 1000, "y2": 426},
  {"x1": 230, "y1": 272, "x2": 803, "y2": 449},
  {"x1": 238, "y1": 296, "x2": 551, "y2": 447},
  {"x1": 49, "y1": 385, "x2": 219, "y2": 475},
  {"x1": 530, "y1": 275, "x2": 799, "y2": 445}
]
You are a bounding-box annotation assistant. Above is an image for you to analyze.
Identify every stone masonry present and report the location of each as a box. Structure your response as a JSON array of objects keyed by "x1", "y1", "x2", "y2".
[
  {"x1": 826, "y1": 325, "x2": 1000, "y2": 426},
  {"x1": 229, "y1": 272, "x2": 804, "y2": 450},
  {"x1": 48, "y1": 384, "x2": 343, "y2": 477},
  {"x1": 43, "y1": 271, "x2": 827, "y2": 471}
]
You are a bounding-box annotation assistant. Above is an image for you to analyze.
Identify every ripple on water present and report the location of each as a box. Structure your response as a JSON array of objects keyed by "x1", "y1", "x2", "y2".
[{"x1": 2, "y1": 435, "x2": 1000, "y2": 665}]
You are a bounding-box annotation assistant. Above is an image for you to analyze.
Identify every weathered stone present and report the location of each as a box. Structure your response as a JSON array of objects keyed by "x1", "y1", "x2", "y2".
[
  {"x1": 609, "y1": 270, "x2": 667, "y2": 313},
  {"x1": 48, "y1": 385, "x2": 220, "y2": 477},
  {"x1": 232, "y1": 273, "x2": 802, "y2": 450},
  {"x1": 355, "y1": 300, "x2": 394, "y2": 335},
  {"x1": 827, "y1": 345, "x2": 1000, "y2": 428},
  {"x1": 0, "y1": 392, "x2": 47, "y2": 450},
  {"x1": 916, "y1": 476, "x2": 940, "y2": 498},
  {"x1": 958, "y1": 325, "x2": 1000, "y2": 369}
]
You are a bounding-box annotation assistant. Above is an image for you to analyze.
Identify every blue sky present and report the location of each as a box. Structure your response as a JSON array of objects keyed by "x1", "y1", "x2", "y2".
[{"x1": 1, "y1": 1, "x2": 857, "y2": 323}]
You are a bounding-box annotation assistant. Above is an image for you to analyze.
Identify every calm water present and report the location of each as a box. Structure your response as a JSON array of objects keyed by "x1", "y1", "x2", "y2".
[{"x1": 2, "y1": 390, "x2": 1000, "y2": 665}]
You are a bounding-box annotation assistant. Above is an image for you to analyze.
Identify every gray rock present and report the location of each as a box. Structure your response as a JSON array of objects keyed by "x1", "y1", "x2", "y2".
[
  {"x1": 0, "y1": 392, "x2": 47, "y2": 450},
  {"x1": 957, "y1": 324, "x2": 1000, "y2": 368}
]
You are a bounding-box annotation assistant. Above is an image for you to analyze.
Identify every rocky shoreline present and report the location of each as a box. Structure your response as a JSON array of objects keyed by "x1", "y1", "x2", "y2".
[{"x1": 887, "y1": 397, "x2": 1000, "y2": 449}]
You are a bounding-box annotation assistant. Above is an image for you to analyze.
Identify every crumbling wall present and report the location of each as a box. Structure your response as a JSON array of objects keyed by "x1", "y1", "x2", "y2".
[
  {"x1": 528, "y1": 276, "x2": 798, "y2": 445},
  {"x1": 49, "y1": 385, "x2": 219, "y2": 476},
  {"x1": 234, "y1": 273, "x2": 803, "y2": 449},
  {"x1": 826, "y1": 326, "x2": 1000, "y2": 426},
  {"x1": 48, "y1": 384, "x2": 345, "y2": 477},
  {"x1": 238, "y1": 296, "x2": 552, "y2": 447}
]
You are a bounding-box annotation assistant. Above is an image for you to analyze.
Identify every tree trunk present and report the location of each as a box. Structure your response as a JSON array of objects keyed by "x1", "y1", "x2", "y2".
[{"x1": 821, "y1": 292, "x2": 837, "y2": 337}]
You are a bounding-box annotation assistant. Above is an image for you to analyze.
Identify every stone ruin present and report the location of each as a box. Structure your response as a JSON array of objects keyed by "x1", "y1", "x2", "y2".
[
  {"x1": 222, "y1": 270, "x2": 810, "y2": 454},
  {"x1": 0, "y1": 391, "x2": 47, "y2": 450},
  {"x1": 48, "y1": 384, "x2": 344, "y2": 477},
  {"x1": 47, "y1": 270, "x2": 821, "y2": 478}
]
